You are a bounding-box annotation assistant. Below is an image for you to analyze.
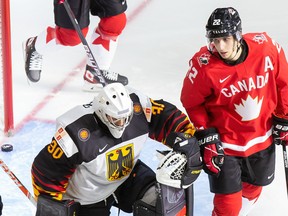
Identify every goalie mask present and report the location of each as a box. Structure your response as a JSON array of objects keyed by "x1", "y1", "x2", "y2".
[{"x1": 93, "y1": 83, "x2": 133, "y2": 138}]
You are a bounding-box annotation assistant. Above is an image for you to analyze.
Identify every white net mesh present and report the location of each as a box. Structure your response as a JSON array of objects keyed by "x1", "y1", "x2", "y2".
[{"x1": 163, "y1": 152, "x2": 187, "y2": 180}]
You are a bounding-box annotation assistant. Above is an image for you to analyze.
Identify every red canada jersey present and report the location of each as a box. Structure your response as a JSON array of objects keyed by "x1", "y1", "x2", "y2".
[{"x1": 181, "y1": 32, "x2": 288, "y2": 157}]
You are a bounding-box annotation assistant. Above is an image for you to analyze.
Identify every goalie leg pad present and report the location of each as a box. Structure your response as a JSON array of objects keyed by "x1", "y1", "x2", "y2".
[
  {"x1": 114, "y1": 159, "x2": 156, "y2": 213},
  {"x1": 156, "y1": 183, "x2": 187, "y2": 216},
  {"x1": 133, "y1": 199, "x2": 158, "y2": 216},
  {"x1": 35, "y1": 195, "x2": 80, "y2": 216},
  {"x1": 133, "y1": 183, "x2": 187, "y2": 216}
]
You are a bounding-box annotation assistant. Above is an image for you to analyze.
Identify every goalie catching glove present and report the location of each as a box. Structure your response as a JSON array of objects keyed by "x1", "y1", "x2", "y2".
[
  {"x1": 194, "y1": 128, "x2": 224, "y2": 176},
  {"x1": 156, "y1": 132, "x2": 202, "y2": 189},
  {"x1": 272, "y1": 115, "x2": 288, "y2": 146}
]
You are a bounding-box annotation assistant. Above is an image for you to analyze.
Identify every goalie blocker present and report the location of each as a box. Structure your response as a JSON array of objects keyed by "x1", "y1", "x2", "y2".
[{"x1": 35, "y1": 195, "x2": 80, "y2": 216}]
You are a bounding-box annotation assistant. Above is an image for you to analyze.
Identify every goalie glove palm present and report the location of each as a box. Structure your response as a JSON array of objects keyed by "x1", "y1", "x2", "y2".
[
  {"x1": 157, "y1": 132, "x2": 202, "y2": 189},
  {"x1": 156, "y1": 151, "x2": 188, "y2": 188},
  {"x1": 194, "y1": 128, "x2": 224, "y2": 176}
]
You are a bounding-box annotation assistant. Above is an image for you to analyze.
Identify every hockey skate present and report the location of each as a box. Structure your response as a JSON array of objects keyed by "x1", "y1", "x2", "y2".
[
  {"x1": 83, "y1": 65, "x2": 129, "y2": 92},
  {"x1": 23, "y1": 37, "x2": 43, "y2": 82}
]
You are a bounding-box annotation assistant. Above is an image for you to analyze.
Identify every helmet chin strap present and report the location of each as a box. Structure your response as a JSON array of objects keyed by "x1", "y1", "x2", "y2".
[{"x1": 227, "y1": 39, "x2": 241, "y2": 61}]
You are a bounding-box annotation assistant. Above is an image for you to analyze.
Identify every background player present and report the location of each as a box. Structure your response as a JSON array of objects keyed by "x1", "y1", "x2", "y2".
[
  {"x1": 24, "y1": 0, "x2": 128, "y2": 91},
  {"x1": 181, "y1": 7, "x2": 288, "y2": 216}
]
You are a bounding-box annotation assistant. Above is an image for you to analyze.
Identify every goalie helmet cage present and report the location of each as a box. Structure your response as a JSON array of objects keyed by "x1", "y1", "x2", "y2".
[{"x1": 0, "y1": 0, "x2": 14, "y2": 136}]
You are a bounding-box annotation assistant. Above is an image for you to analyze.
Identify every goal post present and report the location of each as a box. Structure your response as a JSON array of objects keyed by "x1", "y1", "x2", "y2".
[{"x1": 0, "y1": 0, "x2": 14, "y2": 136}]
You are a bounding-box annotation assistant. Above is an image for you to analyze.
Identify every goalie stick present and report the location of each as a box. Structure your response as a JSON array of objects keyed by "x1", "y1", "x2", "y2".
[
  {"x1": 185, "y1": 184, "x2": 194, "y2": 216},
  {"x1": 59, "y1": 0, "x2": 107, "y2": 87},
  {"x1": 0, "y1": 158, "x2": 37, "y2": 207}
]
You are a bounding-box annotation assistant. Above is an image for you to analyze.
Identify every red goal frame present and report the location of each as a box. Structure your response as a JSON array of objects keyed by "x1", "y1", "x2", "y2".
[{"x1": 0, "y1": 0, "x2": 14, "y2": 135}]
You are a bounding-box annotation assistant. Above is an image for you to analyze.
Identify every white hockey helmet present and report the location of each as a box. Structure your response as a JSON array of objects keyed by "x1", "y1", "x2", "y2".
[{"x1": 93, "y1": 83, "x2": 133, "y2": 138}]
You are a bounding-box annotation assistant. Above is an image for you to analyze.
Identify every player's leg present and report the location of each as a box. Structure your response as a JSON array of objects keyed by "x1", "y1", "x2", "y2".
[
  {"x1": 78, "y1": 195, "x2": 115, "y2": 216},
  {"x1": 239, "y1": 144, "x2": 275, "y2": 215},
  {"x1": 83, "y1": 0, "x2": 128, "y2": 91},
  {"x1": 212, "y1": 191, "x2": 242, "y2": 216},
  {"x1": 213, "y1": 144, "x2": 275, "y2": 216},
  {"x1": 113, "y1": 159, "x2": 156, "y2": 213},
  {"x1": 24, "y1": 0, "x2": 90, "y2": 82},
  {"x1": 209, "y1": 155, "x2": 243, "y2": 216},
  {"x1": 134, "y1": 182, "x2": 187, "y2": 216},
  {"x1": 239, "y1": 183, "x2": 262, "y2": 216},
  {"x1": 114, "y1": 159, "x2": 187, "y2": 216}
]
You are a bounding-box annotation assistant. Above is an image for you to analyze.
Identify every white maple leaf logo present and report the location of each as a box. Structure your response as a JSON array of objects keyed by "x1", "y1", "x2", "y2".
[{"x1": 234, "y1": 95, "x2": 263, "y2": 121}]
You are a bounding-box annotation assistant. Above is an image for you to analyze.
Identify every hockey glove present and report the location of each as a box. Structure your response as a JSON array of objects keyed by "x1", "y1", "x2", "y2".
[
  {"x1": 194, "y1": 128, "x2": 224, "y2": 176},
  {"x1": 36, "y1": 195, "x2": 80, "y2": 216},
  {"x1": 272, "y1": 115, "x2": 288, "y2": 146},
  {"x1": 157, "y1": 132, "x2": 202, "y2": 189}
]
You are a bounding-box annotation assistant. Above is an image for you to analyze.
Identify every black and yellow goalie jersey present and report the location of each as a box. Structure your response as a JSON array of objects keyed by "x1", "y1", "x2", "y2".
[{"x1": 32, "y1": 90, "x2": 195, "y2": 205}]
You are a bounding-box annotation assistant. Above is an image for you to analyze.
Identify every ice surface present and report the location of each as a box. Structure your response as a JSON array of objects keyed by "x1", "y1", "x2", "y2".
[{"x1": 1, "y1": 0, "x2": 288, "y2": 215}]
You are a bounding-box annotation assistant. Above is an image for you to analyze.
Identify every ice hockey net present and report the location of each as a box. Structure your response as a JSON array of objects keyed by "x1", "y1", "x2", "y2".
[{"x1": 0, "y1": 0, "x2": 14, "y2": 136}]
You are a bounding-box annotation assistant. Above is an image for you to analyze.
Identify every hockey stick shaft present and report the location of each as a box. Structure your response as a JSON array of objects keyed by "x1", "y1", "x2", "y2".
[
  {"x1": 0, "y1": 158, "x2": 37, "y2": 207},
  {"x1": 59, "y1": 0, "x2": 107, "y2": 86},
  {"x1": 282, "y1": 143, "x2": 288, "y2": 197},
  {"x1": 185, "y1": 184, "x2": 194, "y2": 216}
]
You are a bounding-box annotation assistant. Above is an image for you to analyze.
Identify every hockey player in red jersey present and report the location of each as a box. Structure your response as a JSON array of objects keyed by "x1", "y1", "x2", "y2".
[
  {"x1": 23, "y1": 0, "x2": 128, "y2": 91},
  {"x1": 32, "y1": 83, "x2": 202, "y2": 216},
  {"x1": 181, "y1": 7, "x2": 288, "y2": 216}
]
